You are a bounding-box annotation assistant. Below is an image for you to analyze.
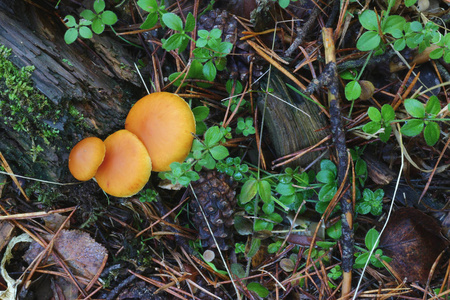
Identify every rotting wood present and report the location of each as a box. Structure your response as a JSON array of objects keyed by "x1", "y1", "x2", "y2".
[{"x1": 0, "y1": 0, "x2": 144, "y2": 182}]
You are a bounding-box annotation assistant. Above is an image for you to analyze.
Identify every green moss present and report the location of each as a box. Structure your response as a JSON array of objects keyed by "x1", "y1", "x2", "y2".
[{"x1": 0, "y1": 45, "x2": 62, "y2": 144}]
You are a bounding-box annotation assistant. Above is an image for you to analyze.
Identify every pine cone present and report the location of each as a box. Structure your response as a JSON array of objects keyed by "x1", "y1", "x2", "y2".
[{"x1": 190, "y1": 171, "x2": 237, "y2": 250}]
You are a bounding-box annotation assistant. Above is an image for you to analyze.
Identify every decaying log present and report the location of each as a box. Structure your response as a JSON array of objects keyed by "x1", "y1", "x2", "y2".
[{"x1": 0, "y1": 0, "x2": 144, "y2": 181}]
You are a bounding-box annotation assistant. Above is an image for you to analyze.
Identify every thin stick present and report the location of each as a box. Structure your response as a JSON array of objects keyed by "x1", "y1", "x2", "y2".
[{"x1": 322, "y1": 28, "x2": 353, "y2": 298}]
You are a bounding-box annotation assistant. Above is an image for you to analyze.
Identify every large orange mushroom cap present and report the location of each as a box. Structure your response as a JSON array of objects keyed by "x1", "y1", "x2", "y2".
[
  {"x1": 69, "y1": 137, "x2": 106, "y2": 181},
  {"x1": 125, "y1": 92, "x2": 196, "y2": 172},
  {"x1": 95, "y1": 130, "x2": 152, "y2": 197}
]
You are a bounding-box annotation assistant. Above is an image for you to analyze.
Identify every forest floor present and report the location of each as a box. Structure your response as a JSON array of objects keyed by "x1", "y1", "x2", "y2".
[{"x1": 0, "y1": 0, "x2": 450, "y2": 299}]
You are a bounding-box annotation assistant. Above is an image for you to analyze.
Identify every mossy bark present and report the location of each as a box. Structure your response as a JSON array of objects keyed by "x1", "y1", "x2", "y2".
[{"x1": 0, "y1": 0, "x2": 145, "y2": 182}]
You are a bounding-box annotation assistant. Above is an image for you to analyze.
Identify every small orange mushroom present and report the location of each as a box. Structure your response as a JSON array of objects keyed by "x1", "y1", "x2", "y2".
[
  {"x1": 95, "y1": 130, "x2": 152, "y2": 197},
  {"x1": 125, "y1": 92, "x2": 196, "y2": 172},
  {"x1": 69, "y1": 137, "x2": 106, "y2": 181}
]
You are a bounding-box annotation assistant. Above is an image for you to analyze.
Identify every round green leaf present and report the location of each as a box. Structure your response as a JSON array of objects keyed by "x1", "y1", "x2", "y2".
[
  {"x1": 320, "y1": 159, "x2": 337, "y2": 174},
  {"x1": 64, "y1": 15, "x2": 77, "y2": 27},
  {"x1": 404, "y1": 98, "x2": 425, "y2": 118},
  {"x1": 357, "y1": 31, "x2": 381, "y2": 51},
  {"x1": 240, "y1": 179, "x2": 258, "y2": 204},
  {"x1": 365, "y1": 228, "x2": 380, "y2": 250},
  {"x1": 394, "y1": 38, "x2": 406, "y2": 51},
  {"x1": 78, "y1": 26, "x2": 93, "y2": 39},
  {"x1": 381, "y1": 104, "x2": 395, "y2": 123},
  {"x1": 91, "y1": 18, "x2": 105, "y2": 34},
  {"x1": 316, "y1": 170, "x2": 335, "y2": 184},
  {"x1": 382, "y1": 15, "x2": 406, "y2": 35},
  {"x1": 359, "y1": 10, "x2": 379, "y2": 31},
  {"x1": 162, "y1": 33, "x2": 184, "y2": 51},
  {"x1": 424, "y1": 121, "x2": 440, "y2": 146},
  {"x1": 425, "y1": 96, "x2": 440, "y2": 116},
  {"x1": 93, "y1": 0, "x2": 105, "y2": 13},
  {"x1": 140, "y1": 12, "x2": 158, "y2": 29},
  {"x1": 318, "y1": 183, "x2": 337, "y2": 202},
  {"x1": 401, "y1": 119, "x2": 424, "y2": 136},
  {"x1": 102, "y1": 11, "x2": 118, "y2": 25},
  {"x1": 203, "y1": 60, "x2": 217, "y2": 82},
  {"x1": 363, "y1": 121, "x2": 381, "y2": 134},
  {"x1": 64, "y1": 28, "x2": 78, "y2": 44},
  {"x1": 258, "y1": 180, "x2": 272, "y2": 203},
  {"x1": 367, "y1": 106, "x2": 381, "y2": 122},
  {"x1": 345, "y1": 80, "x2": 361, "y2": 101},
  {"x1": 162, "y1": 12, "x2": 183, "y2": 31},
  {"x1": 429, "y1": 48, "x2": 444, "y2": 60},
  {"x1": 192, "y1": 106, "x2": 209, "y2": 121},
  {"x1": 137, "y1": 0, "x2": 158, "y2": 13},
  {"x1": 80, "y1": 9, "x2": 96, "y2": 21},
  {"x1": 247, "y1": 282, "x2": 270, "y2": 298},
  {"x1": 278, "y1": 0, "x2": 290, "y2": 8},
  {"x1": 209, "y1": 145, "x2": 229, "y2": 160},
  {"x1": 275, "y1": 183, "x2": 295, "y2": 196}
]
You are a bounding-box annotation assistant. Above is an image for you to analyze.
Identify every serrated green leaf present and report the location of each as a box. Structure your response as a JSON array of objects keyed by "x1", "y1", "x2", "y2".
[
  {"x1": 357, "y1": 202, "x2": 371, "y2": 215},
  {"x1": 240, "y1": 178, "x2": 258, "y2": 204},
  {"x1": 162, "y1": 13, "x2": 183, "y2": 31},
  {"x1": 401, "y1": 119, "x2": 424, "y2": 136},
  {"x1": 357, "y1": 31, "x2": 381, "y2": 51},
  {"x1": 359, "y1": 10, "x2": 379, "y2": 31},
  {"x1": 404, "y1": 98, "x2": 425, "y2": 118},
  {"x1": 424, "y1": 122, "x2": 440, "y2": 146}
]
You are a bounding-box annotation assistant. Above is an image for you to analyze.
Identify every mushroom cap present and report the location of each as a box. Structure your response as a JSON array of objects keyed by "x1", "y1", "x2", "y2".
[
  {"x1": 95, "y1": 130, "x2": 152, "y2": 197},
  {"x1": 125, "y1": 92, "x2": 196, "y2": 172},
  {"x1": 69, "y1": 137, "x2": 106, "y2": 181}
]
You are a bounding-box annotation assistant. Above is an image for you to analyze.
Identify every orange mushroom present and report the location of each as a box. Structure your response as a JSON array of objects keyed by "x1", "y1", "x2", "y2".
[
  {"x1": 125, "y1": 92, "x2": 196, "y2": 172},
  {"x1": 95, "y1": 130, "x2": 152, "y2": 197},
  {"x1": 69, "y1": 137, "x2": 106, "y2": 181}
]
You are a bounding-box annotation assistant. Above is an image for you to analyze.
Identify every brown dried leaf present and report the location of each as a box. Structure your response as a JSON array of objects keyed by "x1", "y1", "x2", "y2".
[
  {"x1": 379, "y1": 208, "x2": 448, "y2": 283},
  {"x1": 23, "y1": 229, "x2": 107, "y2": 281}
]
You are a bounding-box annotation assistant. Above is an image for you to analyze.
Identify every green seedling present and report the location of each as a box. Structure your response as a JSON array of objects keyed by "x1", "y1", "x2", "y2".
[
  {"x1": 137, "y1": 0, "x2": 167, "y2": 29},
  {"x1": 354, "y1": 228, "x2": 391, "y2": 269},
  {"x1": 161, "y1": 12, "x2": 195, "y2": 52}
]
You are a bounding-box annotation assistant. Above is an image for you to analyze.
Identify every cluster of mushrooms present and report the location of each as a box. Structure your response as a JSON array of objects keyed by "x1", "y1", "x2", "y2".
[{"x1": 68, "y1": 92, "x2": 196, "y2": 197}]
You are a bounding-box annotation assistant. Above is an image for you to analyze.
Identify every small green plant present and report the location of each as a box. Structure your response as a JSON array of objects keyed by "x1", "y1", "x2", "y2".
[
  {"x1": 139, "y1": 188, "x2": 158, "y2": 203},
  {"x1": 224, "y1": 79, "x2": 247, "y2": 112},
  {"x1": 161, "y1": 12, "x2": 195, "y2": 52},
  {"x1": 356, "y1": 9, "x2": 405, "y2": 52},
  {"x1": 363, "y1": 97, "x2": 448, "y2": 146},
  {"x1": 400, "y1": 97, "x2": 444, "y2": 146},
  {"x1": 64, "y1": 0, "x2": 118, "y2": 44},
  {"x1": 236, "y1": 117, "x2": 256, "y2": 137},
  {"x1": 192, "y1": 29, "x2": 233, "y2": 82},
  {"x1": 314, "y1": 160, "x2": 338, "y2": 214},
  {"x1": 159, "y1": 125, "x2": 231, "y2": 186},
  {"x1": 276, "y1": 0, "x2": 299, "y2": 9},
  {"x1": 327, "y1": 265, "x2": 342, "y2": 280},
  {"x1": 357, "y1": 188, "x2": 384, "y2": 216},
  {"x1": 137, "y1": 0, "x2": 167, "y2": 29},
  {"x1": 363, "y1": 104, "x2": 396, "y2": 142},
  {"x1": 354, "y1": 228, "x2": 392, "y2": 269}
]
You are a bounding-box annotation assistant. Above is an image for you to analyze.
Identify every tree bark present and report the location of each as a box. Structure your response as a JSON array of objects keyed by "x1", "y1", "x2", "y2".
[{"x1": 0, "y1": 0, "x2": 145, "y2": 181}]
